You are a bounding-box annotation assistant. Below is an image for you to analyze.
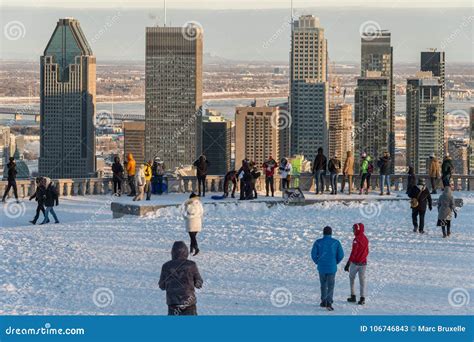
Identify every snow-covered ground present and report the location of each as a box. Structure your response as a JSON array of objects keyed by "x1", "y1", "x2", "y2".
[{"x1": 0, "y1": 192, "x2": 473, "y2": 315}]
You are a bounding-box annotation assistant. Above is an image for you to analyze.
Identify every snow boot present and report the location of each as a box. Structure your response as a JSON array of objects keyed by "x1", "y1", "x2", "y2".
[
  {"x1": 347, "y1": 295, "x2": 357, "y2": 303},
  {"x1": 326, "y1": 304, "x2": 334, "y2": 311},
  {"x1": 413, "y1": 227, "x2": 418, "y2": 233},
  {"x1": 193, "y1": 248, "x2": 200, "y2": 256},
  {"x1": 386, "y1": 192, "x2": 391, "y2": 195},
  {"x1": 442, "y1": 227, "x2": 447, "y2": 238},
  {"x1": 29, "y1": 220, "x2": 36, "y2": 225},
  {"x1": 320, "y1": 301, "x2": 327, "y2": 307},
  {"x1": 358, "y1": 297, "x2": 365, "y2": 305},
  {"x1": 447, "y1": 226, "x2": 451, "y2": 236}
]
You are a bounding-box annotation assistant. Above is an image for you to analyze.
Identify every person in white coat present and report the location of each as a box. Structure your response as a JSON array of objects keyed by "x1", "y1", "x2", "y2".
[
  {"x1": 183, "y1": 192, "x2": 204, "y2": 256},
  {"x1": 133, "y1": 165, "x2": 146, "y2": 201}
]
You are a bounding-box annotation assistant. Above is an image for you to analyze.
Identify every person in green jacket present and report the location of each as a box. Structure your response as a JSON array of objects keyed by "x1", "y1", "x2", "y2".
[{"x1": 359, "y1": 153, "x2": 372, "y2": 195}]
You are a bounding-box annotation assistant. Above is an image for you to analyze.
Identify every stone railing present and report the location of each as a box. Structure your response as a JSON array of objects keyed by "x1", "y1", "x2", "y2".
[{"x1": 1, "y1": 174, "x2": 473, "y2": 199}]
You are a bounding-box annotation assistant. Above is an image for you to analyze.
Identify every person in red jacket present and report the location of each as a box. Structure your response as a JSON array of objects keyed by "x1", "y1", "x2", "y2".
[{"x1": 344, "y1": 223, "x2": 369, "y2": 305}]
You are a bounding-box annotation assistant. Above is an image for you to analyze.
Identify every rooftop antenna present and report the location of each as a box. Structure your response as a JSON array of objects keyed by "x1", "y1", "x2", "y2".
[{"x1": 164, "y1": 0, "x2": 167, "y2": 27}]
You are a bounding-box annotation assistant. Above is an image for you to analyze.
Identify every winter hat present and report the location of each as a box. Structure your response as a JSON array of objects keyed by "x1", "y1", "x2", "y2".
[
  {"x1": 417, "y1": 178, "x2": 425, "y2": 186},
  {"x1": 323, "y1": 226, "x2": 332, "y2": 236},
  {"x1": 189, "y1": 192, "x2": 199, "y2": 199}
]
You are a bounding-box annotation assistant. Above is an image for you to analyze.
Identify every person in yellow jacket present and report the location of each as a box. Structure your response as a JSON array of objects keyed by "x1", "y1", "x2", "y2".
[
  {"x1": 126, "y1": 153, "x2": 136, "y2": 196},
  {"x1": 144, "y1": 160, "x2": 153, "y2": 201}
]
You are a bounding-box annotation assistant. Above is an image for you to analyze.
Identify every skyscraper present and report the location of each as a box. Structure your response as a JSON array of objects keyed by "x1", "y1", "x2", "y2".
[
  {"x1": 145, "y1": 25, "x2": 203, "y2": 169},
  {"x1": 354, "y1": 75, "x2": 390, "y2": 167},
  {"x1": 235, "y1": 103, "x2": 280, "y2": 167},
  {"x1": 201, "y1": 113, "x2": 231, "y2": 175},
  {"x1": 289, "y1": 15, "x2": 329, "y2": 161},
  {"x1": 359, "y1": 31, "x2": 394, "y2": 168},
  {"x1": 406, "y1": 71, "x2": 444, "y2": 173},
  {"x1": 39, "y1": 18, "x2": 96, "y2": 178},
  {"x1": 470, "y1": 107, "x2": 474, "y2": 174},
  {"x1": 123, "y1": 121, "x2": 145, "y2": 164},
  {"x1": 328, "y1": 103, "x2": 353, "y2": 160}
]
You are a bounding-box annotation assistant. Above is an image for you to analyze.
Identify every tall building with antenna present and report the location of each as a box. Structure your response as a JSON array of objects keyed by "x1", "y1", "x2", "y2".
[
  {"x1": 39, "y1": 18, "x2": 96, "y2": 178},
  {"x1": 289, "y1": 15, "x2": 329, "y2": 161},
  {"x1": 145, "y1": 22, "x2": 203, "y2": 168}
]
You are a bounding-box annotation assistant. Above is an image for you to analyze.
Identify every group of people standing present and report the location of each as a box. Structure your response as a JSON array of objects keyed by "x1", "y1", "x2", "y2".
[
  {"x1": 311, "y1": 148, "x2": 391, "y2": 196},
  {"x1": 111, "y1": 153, "x2": 166, "y2": 201}
]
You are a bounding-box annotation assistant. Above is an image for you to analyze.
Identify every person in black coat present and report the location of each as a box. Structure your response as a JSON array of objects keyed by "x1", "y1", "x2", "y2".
[
  {"x1": 312, "y1": 147, "x2": 327, "y2": 194},
  {"x1": 40, "y1": 179, "x2": 60, "y2": 224},
  {"x1": 377, "y1": 152, "x2": 392, "y2": 195},
  {"x1": 407, "y1": 178, "x2": 432, "y2": 233},
  {"x1": 111, "y1": 156, "x2": 124, "y2": 196},
  {"x1": 406, "y1": 166, "x2": 416, "y2": 195},
  {"x1": 159, "y1": 241, "x2": 203, "y2": 315},
  {"x1": 2, "y1": 157, "x2": 19, "y2": 203},
  {"x1": 193, "y1": 155, "x2": 210, "y2": 197},
  {"x1": 29, "y1": 177, "x2": 46, "y2": 224},
  {"x1": 237, "y1": 159, "x2": 252, "y2": 200}
]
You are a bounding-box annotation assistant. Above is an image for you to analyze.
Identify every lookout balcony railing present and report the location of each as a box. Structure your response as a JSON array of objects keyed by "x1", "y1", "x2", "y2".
[{"x1": 1, "y1": 174, "x2": 474, "y2": 198}]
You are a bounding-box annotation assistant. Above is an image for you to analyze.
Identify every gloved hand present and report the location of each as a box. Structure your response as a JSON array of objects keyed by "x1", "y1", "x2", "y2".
[
  {"x1": 344, "y1": 262, "x2": 351, "y2": 272},
  {"x1": 454, "y1": 210, "x2": 458, "y2": 219}
]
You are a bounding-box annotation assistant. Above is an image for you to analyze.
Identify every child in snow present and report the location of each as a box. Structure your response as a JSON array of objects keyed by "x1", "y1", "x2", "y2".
[
  {"x1": 437, "y1": 186, "x2": 457, "y2": 238},
  {"x1": 344, "y1": 223, "x2": 369, "y2": 305},
  {"x1": 159, "y1": 241, "x2": 203, "y2": 315},
  {"x1": 182, "y1": 193, "x2": 204, "y2": 256},
  {"x1": 311, "y1": 226, "x2": 344, "y2": 311}
]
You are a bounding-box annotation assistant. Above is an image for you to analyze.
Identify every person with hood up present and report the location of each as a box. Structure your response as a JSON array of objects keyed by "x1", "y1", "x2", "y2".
[
  {"x1": 2, "y1": 157, "x2": 19, "y2": 203},
  {"x1": 112, "y1": 156, "x2": 124, "y2": 196},
  {"x1": 359, "y1": 153, "x2": 372, "y2": 195},
  {"x1": 437, "y1": 186, "x2": 457, "y2": 238},
  {"x1": 152, "y1": 157, "x2": 166, "y2": 195},
  {"x1": 193, "y1": 155, "x2": 210, "y2": 197},
  {"x1": 312, "y1": 147, "x2": 327, "y2": 194},
  {"x1": 441, "y1": 154, "x2": 454, "y2": 187},
  {"x1": 328, "y1": 155, "x2": 341, "y2": 195},
  {"x1": 144, "y1": 160, "x2": 153, "y2": 200},
  {"x1": 407, "y1": 178, "x2": 432, "y2": 233},
  {"x1": 223, "y1": 170, "x2": 237, "y2": 198},
  {"x1": 311, "y1": 226, "x2": 344, "y2": 311},
  {"x1": 262, "y1": 156, "x2": 278, "y2": 197},
  {"x1": 133, "y1": 164, "x2": 146, "y2": 201},
  {"x1": 279, "y1": 158, "x2": 292, "y2": 190},
  {"x1": 40, "y1": 177, "x2": 59, "y2": 224},
  {"x1": 159, "y1": 241, "x2": 203, "y2": 315},
  {"x1": 344, "y1": 223, "x2": 369, "y2": 305},
  {"x1": 182, "y1": 193, "x2": 204, "y2": 256},
  {"x1": 377, "y1": 151, "x2": 392, "y2": 195},
  {"x1": 126, "y1": 153, "x2": 136, "y2": 196},
  {"x1": 406, "y1": 166, "x2": 416, "y2": 195},
  {"x1": 427, "y1": 154, "x2": 441, "y2": 194},
  {"x1": 238, "y1": 159, "x2": 252, "y2": 200},
  {"x1": 29, "y1": 177, "x2": 46, "y2": 224},
  {"x1": 341, "y1": 151, "x2": 354, "y2": 195}
]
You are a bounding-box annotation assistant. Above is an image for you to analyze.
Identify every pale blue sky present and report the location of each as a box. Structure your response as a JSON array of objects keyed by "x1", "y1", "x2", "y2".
[{"x1": 2, "y1": 0, "x2": 472, "y2": 8}]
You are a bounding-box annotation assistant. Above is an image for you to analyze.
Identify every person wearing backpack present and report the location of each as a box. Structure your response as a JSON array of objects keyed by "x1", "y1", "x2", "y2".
[
  {"x1": 407, "y1": 178, "x2": 432, "y2": 233},
  {"x1": 152, "y1": 157, "x2": 166, "y2": 195},
  {"x1": 40, "y1": 178, "x2": 60, "y2": 224}
]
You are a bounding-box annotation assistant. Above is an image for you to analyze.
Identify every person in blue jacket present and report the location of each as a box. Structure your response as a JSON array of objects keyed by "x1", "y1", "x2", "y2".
[{"x1": 311, "y1": 226, "x2": 344, "y2": 311}]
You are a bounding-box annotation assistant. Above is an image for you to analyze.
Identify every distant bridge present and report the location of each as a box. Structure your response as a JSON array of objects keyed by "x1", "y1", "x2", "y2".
[{"x1": 0, "y1": 106, "x2": 145, "y2": 123}]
